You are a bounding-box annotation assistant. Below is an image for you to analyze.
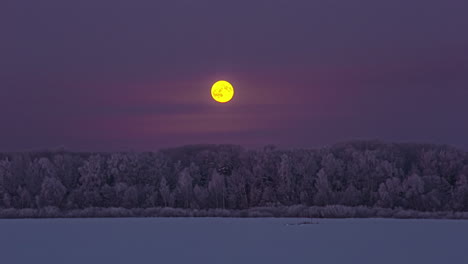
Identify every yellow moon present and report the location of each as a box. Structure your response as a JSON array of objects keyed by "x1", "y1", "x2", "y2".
[{"x1": 211, "y1": 80, "x2": 234, "y2": 103}]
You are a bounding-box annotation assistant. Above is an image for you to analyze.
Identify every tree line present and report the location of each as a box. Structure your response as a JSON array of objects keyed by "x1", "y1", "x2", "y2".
[{"x1": 1, "y1": 141, "x2": 468, "y2": 214}]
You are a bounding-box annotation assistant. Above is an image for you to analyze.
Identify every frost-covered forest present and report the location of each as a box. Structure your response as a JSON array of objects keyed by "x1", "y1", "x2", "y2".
[{"x1": 1, "y1": 141, "x2": 468, "y2": 218}]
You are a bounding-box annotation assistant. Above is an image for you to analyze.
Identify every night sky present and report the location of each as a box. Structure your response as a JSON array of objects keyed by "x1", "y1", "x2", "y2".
[{"x1": 1, "y1": 0, "x2": 467, "y2": 151}]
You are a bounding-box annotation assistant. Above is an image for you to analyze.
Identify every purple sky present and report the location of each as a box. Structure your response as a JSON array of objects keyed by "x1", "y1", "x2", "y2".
[{"x1": 1, "y1": 0, "x2": 467, "y2": 151}]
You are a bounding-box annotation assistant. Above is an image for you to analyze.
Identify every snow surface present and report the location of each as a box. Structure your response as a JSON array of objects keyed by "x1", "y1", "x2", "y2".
[{"x1": 1, "y1": 218, "x2": 467, "y2": 264}]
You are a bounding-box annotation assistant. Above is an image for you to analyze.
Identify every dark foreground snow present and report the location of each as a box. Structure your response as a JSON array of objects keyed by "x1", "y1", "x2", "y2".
[{"x1": 1, "y1": 218, "x2": 467, "y2": 264}]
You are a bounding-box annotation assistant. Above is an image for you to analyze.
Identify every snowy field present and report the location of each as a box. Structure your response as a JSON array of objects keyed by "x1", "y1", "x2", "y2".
[{"x1": 1, "y1": 218, "x2": 468, "y2": 264}]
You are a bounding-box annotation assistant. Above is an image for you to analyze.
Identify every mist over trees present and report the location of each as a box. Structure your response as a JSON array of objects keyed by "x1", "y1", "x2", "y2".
[{"x1": 1, "y1": 141, "x2": 468, "y2": 217}]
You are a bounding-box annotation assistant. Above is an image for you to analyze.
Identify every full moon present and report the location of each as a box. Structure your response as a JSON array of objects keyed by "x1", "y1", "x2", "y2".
[{"x1": 211, "y1": 80, "x2": 234, "y2": 103}]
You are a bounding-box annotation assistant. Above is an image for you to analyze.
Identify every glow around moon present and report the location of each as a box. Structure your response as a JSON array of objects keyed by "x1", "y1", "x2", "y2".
[{"x1": 211, "y1": 80, "x2": 234, "y2": 103}]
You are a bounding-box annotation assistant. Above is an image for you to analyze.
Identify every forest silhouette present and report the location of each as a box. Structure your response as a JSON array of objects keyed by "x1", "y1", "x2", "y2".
[{"x1": 1, "y1": 141, "x2": 467, "y2": 219}]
